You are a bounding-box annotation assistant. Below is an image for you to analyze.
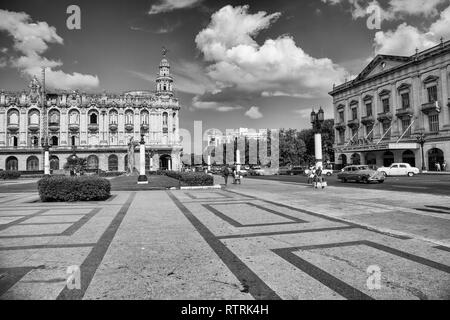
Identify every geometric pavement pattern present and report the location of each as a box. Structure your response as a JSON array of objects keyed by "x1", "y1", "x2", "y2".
[{"x1": 1, "y1": 190, "x2": 449, "y2": 299}]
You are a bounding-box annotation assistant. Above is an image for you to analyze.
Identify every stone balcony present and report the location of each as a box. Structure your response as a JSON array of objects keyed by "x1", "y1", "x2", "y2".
[
  {"x1": 377, "y1": 111, "x2": 393, "y2": 122},
  {"x1": 48, "y1": 122, "x2": 60, "y2": 132},
  {"x1": 140, "y1": 123, "x2": 149, "y2": 132},
  {"x1": 68, "y1": 123, "x2": 80, "y2": 132},
  {"x1": 361, "y1": 115, "x2": 375, "y2": 125},
  {"x1": 28, "y1": 123, "x2": 40, "y2": 132},
  {"x1": 88, "y1": 123, "x2": 99, "y2": 132},
  {"x1": 109, "y1": 123, "x2": 118, "y2": 132},
  {"x1": 334, "y1": 122, "x2": 346, "y2": 131},
  {"x1": 396, "y1": 107, "x2": 414, "y2": 118},
  {"x1": 421, "y1": 101, "x2": 440, "y2": 115},
  {"x1": 347, "y1": 119, "x2": 360, "y2": 129},
  {"x1": 7, "y1": 123, "x2": 19, "y2": 132},
  {"x1": 125, "y1": 123, "x2": 134, "y2": 132}
]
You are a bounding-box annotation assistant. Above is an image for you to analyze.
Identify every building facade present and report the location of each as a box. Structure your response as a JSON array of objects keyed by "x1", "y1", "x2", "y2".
[
  {"x1": 0, "y1": 55, "x2": 182, "y2": 173},
  {"x1": 329, "y1": 41, "x2": 450, "y2": 171}
]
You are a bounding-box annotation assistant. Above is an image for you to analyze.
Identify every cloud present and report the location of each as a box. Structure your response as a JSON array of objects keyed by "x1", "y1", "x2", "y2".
[
  {"x1": 0, "y1": 9, "x2": 99, "y2": 91},
  {"x1": 192, "y1": 96, "x2": 243, "y2": 112},
  {"x1": 194, "y1": 5, "x2": 348, "y2": 100},
  {"x1": 245, "y1": 106, "x2": 263, "y2": 119},
  {"x1": 374, "y1": 5, "x2": 450, "y2": 55},
  {"x1": 149, "y1": 0, "x2": 203, "y2": 15},
  {"x1": 322, "y1": 0, "x2": 448, "y2": 20}
]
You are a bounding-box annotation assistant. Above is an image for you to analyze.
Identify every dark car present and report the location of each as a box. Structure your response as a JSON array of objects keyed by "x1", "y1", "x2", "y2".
[
  {"x1": 287, "y1": 166, "x2": 305, "y2": 176},
  {"x1": 337, "y1": 165, "x2": 385, "y2": 184}
]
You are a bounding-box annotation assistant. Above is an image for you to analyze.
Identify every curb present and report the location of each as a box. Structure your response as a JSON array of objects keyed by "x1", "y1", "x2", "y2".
[{"x1": 178, "y1": 184, "x2": 222, "y2": 190}]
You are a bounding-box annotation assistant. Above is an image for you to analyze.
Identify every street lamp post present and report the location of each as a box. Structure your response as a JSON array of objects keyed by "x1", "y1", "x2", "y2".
[
  {"x1": 138, "y1": 134, "x2": 148, "y2": 184},
  {"x1": 311, "y1": 107, "x2": 325, "y2": 169},
  {"x1": 41, "y1": 67, "x2": 51, "y2": 176},
  {"x1": 415, "y1": 132, "x2": 426, "y2": 172}
]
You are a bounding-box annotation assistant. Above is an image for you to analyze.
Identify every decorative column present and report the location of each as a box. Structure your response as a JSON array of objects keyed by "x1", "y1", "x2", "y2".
[
  {"x1": 236, "y1": 149, "x2": 241, "y2": 172},
  {"x1": 43, "y1": 144, "x2": 50, "y2": 175},
  {"x1": 314, "y1": 133, "x2": 323, "y2": 169},
  {"x1": 137, "y1": 134, "x2": 148, "y2": 184}
]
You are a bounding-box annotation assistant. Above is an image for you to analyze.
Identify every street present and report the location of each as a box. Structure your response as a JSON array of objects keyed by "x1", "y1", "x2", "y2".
[{"x1": 247, "y1": 173, "x2": 450, "y2": 196}]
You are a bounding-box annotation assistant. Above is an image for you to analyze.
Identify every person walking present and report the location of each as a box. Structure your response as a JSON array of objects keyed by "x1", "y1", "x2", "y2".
[
  {"x1": 222, "y1": 165, "x2": 230, "y2": 186},
  {"x1": 314, "y1": 166, "x2": 324, "y2": 189},
  {"x1": 443, "y1": 160, "x2": 447, "y2": 172},
  {"x1": 436, "y1": 162, "x2": 441, "y2": 172},
  {"x1": 233, "y1": 168, "x2": 241, "y2": 184}
]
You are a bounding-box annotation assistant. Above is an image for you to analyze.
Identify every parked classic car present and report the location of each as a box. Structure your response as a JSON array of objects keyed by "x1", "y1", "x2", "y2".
[
  {"x1": 304, "y1": 168, "x2": 334, "y2": 176},
  {"x1": 337, "y1": 165, "x2": 385, "y2": 183},
  {"x1": 377, "y1": 163, "x2": 420, "y2": 177},
  {"x1": 287, "y1": 166, "x2": 306, "y2": 176}
]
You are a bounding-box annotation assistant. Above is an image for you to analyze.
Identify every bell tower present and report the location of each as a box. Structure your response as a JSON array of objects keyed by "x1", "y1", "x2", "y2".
[{"x1": 156, "y1": 47, "x2": 174, "y2": 97}]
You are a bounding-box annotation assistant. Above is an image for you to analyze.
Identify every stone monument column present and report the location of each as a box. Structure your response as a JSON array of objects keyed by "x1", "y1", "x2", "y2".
[{"x1": 138, "y1": 135, "x2": 148, "y2": 184}]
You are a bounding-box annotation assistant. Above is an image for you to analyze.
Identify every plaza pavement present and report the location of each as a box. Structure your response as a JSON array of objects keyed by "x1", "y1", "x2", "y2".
[{"x1": 0, "y1": 176, "x2": 449, "y2": 300}]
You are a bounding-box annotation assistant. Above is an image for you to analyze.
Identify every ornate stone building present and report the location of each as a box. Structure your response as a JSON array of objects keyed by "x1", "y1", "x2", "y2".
[
  {"x1": 0, "y1": 54, "x2": 182, "y2": 173},
  {"x1": 329, "y1": 40, "x2": 450, "y2": 171}
]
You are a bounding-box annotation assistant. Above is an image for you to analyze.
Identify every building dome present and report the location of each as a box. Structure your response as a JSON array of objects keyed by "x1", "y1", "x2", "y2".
[{"x1": 160, "y1": 58, "x2": 170, "y2": 68}]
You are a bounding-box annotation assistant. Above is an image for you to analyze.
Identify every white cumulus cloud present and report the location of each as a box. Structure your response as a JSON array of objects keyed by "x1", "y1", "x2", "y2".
[
  {"x1": 374, "y1": 5, "x2": 450, "y2": 55},
  {"x1": 149, "y1": 0, "x2": 203, "y2": 15},
  {"x1": 245, "y1": 106, "x2": 263, "y2": 119},
  {"x1": 0, "y1": 9, "x2": 99, "y2": 91},
  {"x1": 194, "y1": 5, "x2": 348, "y2": 100}
]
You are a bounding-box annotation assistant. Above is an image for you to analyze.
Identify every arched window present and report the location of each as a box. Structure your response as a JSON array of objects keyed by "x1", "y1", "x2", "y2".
[
  {"x1": 71, "y1": 136, "x2": 77, "y2": 146},
  {"x1": 402, "y1": 150, "x2": 415, "y2": 167},
  {"x1": 49, "y1": 110, "x2": 60, "y2": 124},
  {"x1": 109, "y1": 110, "x2": 118, "y2": 124},
  {"x1": 27, "y1": 156, "x2": 39, "y2": 171},
  {"x1": 69, "y1": 110, "x2": 80, "y2": 124},
  {"x1": 87, "y1": 155, "x2": 99, "y2": 170},
  {"x1": 51, "y1": 136, "x2": 58, "y2": 146},
  {"x1": 31, "y1": 136, "x2": 39, "y2": 147},
  {"x1": 108, "y1": 154, "x2": 118, "y2": 172},
  {"x1": 125, "y1": 111, "x2": 133, "y2": 124},
  {"x1": 28, "y1": 110, "x2": 40, "y2": 125},
  {"x1": 11, "y1": 136, "x2": 18, "y2": 147},
  {"x1": 351, "y1": 153, "x2": 361, "y2": 165},
  {"x1": 50, "y1": 156, "x2": 59, "y2": 171},
  {"x1": 5, "y1": 156, "x2": 18, "y2": 171},
  {"x1": 141, "y1": 111, "x2": 149, "y2": 125},
  {"x1": 162, "y1": 112, "x2": 168, "y2": 126},
  {"x1": 89, "y1": 112, "x2": 98, "y2": 124},
  {"x1": 8, "y1": 109, "x2": 19, "y2": 125},
  {"x1": 428, "y1": 148, "x2": 444, "y2": 171}
]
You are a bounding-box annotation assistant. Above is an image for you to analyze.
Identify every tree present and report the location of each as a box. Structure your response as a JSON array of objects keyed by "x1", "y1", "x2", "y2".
[{"x1": 64, "y1": 156, "x2": 87, "y2": 175}]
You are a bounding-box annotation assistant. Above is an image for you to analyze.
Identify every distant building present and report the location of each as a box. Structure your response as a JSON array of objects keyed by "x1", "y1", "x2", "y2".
[
  {"x1": 329, "y1": 40, "x2": 450, "y2": 170},
  {"x1": 0, "y1": 53, "x2": 182, "y2": 172}
]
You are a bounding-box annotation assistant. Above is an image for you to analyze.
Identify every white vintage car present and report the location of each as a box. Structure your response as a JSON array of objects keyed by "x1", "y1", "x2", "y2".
[{"x1": 377, "y1": 163, "x2": 420, "y2": 177}]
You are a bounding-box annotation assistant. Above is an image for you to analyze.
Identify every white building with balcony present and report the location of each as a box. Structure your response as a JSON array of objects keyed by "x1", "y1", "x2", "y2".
[
  {"x1": 329, "y1": 40, "x2": 450, "y2": 171},
  {"x1": 0, "y1": 54, "x2": 182, "y2": 173}
]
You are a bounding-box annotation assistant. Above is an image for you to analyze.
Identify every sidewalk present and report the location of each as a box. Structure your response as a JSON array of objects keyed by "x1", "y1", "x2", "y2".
[{"x1": 215, "y1": 175, "x2": 450, "y2": 247}]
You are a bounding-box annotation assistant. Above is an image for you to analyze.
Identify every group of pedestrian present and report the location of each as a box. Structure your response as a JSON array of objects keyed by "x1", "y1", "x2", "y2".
[
  {"x1": 435, "y1": 160, "x2": 447, "y2": 172},
  {"x1": 221, "y1": 165, "x2": 242, "y2": 186},
  {"x1": 307, "y1": 165, "x2": 327, "y2": 189}
]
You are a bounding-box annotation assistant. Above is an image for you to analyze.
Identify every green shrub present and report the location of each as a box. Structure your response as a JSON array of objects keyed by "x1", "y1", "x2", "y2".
[
  {"x1": 163, "y1": 170, "x2": 213, "y2": 186},
  {"x1": 0, "y1": 171, "x2": 21, "y2": 180},
  {"x1": 98, "y1": 171, "x2": 125, "y2": 177},
  {"x1": 38, "y1": 175, "x2": 111, "y2": 202}
]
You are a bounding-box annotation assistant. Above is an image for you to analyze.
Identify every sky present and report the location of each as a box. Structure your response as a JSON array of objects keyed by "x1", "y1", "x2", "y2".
[{"x1": 1, "y1": 0, "x2": 450, "y2": 133}]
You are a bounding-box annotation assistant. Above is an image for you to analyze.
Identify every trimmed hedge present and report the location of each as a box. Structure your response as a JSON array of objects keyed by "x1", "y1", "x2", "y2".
[
  {"x1": 0, "y1": 171, "x2": 21, "y2": 180},
  {"x1": 163, "y1": 170, "x2": 213, "y2": 186},
  {"x1": 38, "y1": 175, "x2": 111, "y2": 202}
]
